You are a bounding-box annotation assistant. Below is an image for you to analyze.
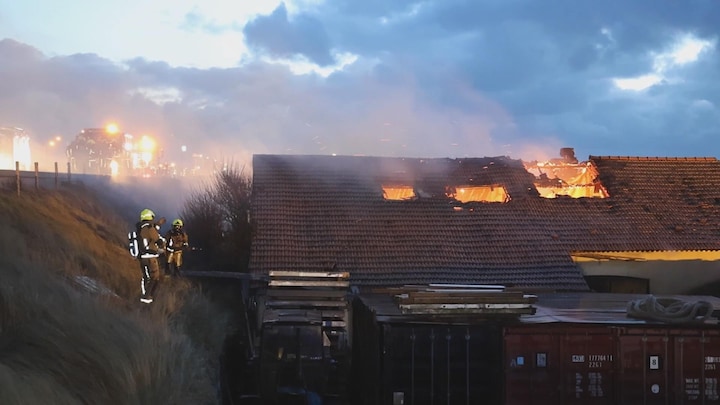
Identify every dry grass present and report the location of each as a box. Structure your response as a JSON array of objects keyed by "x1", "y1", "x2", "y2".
[{"x1": 0, "y1": 184, "x2": 237, "y2": 404}]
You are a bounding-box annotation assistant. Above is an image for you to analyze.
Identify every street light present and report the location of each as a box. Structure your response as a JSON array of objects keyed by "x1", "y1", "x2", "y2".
[{"x1": 106, "y1": 123, "x2": 119, "y2": 134}]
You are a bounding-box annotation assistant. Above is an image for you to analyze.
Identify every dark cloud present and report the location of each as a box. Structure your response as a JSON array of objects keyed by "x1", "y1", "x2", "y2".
[
  {"x1": 1, "y1": 0, "x2": 719, "y2": 168},
  {"x1": 243, "y1": 3, "x2": 334, "y2": 66}
]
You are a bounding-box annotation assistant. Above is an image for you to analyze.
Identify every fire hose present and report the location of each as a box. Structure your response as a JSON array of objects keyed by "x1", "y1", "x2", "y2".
[{"x1": 626, "y1": 295, "x2": 715, "y2": 324}]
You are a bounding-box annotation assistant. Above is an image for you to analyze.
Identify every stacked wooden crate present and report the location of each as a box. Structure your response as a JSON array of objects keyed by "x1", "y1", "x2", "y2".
[{"x1": 263, "y1": 270, "x2": 350, "y2": 345}]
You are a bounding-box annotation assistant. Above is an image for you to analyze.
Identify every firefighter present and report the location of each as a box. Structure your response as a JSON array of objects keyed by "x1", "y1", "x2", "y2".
[
  {"x1": 164, "y1": 218, "x2": 189, "y2": 277},
  {"x1": 129, "y1": 208, "x2": 165, "y2": 303}
]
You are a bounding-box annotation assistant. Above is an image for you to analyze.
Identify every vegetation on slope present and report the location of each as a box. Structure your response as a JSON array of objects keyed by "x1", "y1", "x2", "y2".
[{"x1": 0, "y1": 181, "x2": 238, "y2": 405}]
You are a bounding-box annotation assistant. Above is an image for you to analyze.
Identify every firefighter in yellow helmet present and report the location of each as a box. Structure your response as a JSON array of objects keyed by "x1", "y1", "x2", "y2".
[
  {"x1": 164, "y1": 218, "x2": 189, "y2": 277},
  {"x1": 128, "y1": 208, "x2": 166, "y2": 303}
]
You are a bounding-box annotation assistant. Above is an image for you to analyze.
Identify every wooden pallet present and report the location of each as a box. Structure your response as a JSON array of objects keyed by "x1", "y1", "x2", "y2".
[
  {"x1": 263, "y1": 270, "x2": 350, "y2": 334},
  {"x1": 391, "y1": 284, "x2": 537, "y2": 316}
]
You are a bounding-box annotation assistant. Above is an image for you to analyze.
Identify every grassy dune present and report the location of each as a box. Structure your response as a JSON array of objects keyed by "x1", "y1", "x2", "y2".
[{"x1": 0, "y1": 182, "x2": 235, "y2": 404}]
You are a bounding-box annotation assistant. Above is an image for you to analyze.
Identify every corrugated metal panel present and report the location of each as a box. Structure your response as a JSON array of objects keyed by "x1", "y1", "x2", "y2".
[
  {"x1": 504, "y1": 325, "x2": 616, "y2": 404},
  {"x1": 617, "y1": 329, "x2": 671, "y2": 404},
  {"x1": 674, "y1": 331, "x2": 720, "y2": 403},
  {"x1": 504, "y1": 325, "x2": 720, "y2": 404},
  {"x1": 618, "y1": 328, "x2": 720, "y2": 404},
  {"x1": 351, "y1": 297, "x2": 503, "y2": 405},
  {"x1": 352, "y1": 292, "x2": 720, "y2": 404},
  {"x1": 504, "y1": 330, "x2": 561, "y2": 404}
]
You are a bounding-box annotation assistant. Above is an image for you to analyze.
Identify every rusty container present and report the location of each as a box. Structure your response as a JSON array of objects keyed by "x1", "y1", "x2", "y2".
[
  {"x1": 504, "y1": 325, "x2": 616, "y2": 404},
  {"x1": 617, "y1": 327, "x2": 720, "y2": 404},
  {"x1": 616, "y1": 328, "x2": 673, "y2": 404},
  {"x1": 673, "y1": 330, "x2": 720, "y2": 404},
  {"x1": 504, "y1": 324, "x2": 720, "y2": 404}
]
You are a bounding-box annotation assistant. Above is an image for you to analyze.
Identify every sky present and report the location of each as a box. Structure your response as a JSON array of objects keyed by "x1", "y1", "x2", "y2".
[{"x1": 1, "y1": 0, "x2": 719, "y2": 167}]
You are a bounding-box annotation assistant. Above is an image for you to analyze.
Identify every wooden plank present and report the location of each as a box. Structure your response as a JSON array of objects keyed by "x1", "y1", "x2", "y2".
[
  {"x1": 266, "y1": 289, "x2": 348, "y2": 298},
  {"x1": 322, "y1": 320, "x2": 347, "y2": 329},
  {"x1": 424, "y1": 289, "x2": 506, "y2": 293},
  {"x1": 266, "y1": 300, "x2": 348, "y2": 308},
  {"x1": 262, "y1": 309, "x2": 323, "y2": 325},
  {"x1": 399, "y1": 307, "x2": 536, "y2": 315},
  {"x1": 399, "y1": 295, "x2": 535, "y2": 305},
  {"x1": 269, "y1": 280, "x2": 350, "y2": 288},
  {"x1": 409, "y1": 290, "x2": 525, "y2": 299},
  {"x1": 269, "y1": 270, "x2": 350, "y2": 279},
  {"x1": 181, "y1": 270, "x2": 256, "y2": 280},
  {"x1": 319, "y1": 310, "x2": 347, "y2": 319},
  {"x1": 399, "y1": 303, "x2": 533, "y2": 311},
  {"x1": 428, "y1": 283, "x2": 506, "y2": 290}
]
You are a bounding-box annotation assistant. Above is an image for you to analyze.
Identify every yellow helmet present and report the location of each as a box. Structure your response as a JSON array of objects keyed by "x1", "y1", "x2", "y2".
[
  {"x1": 172, "y1": 219, "x2": 183, "y2": 227},
  {"x1": 140, "y1": 209, "x2": 155, "y2": 221}
]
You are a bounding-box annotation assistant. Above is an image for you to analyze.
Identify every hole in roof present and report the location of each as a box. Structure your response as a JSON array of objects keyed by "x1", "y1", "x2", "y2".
[
  {"x1": 524, "y1": 148, "x2": 609, "y2": 199},
  {"x1": 446, "y1": 185, "x2": 510, "y2": 203},
  {"x1": 382, "y1": 185, "x2": 415, "y2": 200}
]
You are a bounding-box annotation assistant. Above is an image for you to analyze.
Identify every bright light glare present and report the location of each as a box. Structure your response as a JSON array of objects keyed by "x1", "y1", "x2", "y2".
[
  {"x1": 110, "y1": 160, "x2": 119, "y2": 176},
  {"x1": 106, "y1": 123, "x2": 119, "y2": 134},
  {"x1": 671, "y1": 36, "x2": 712, "y2": 64},
  {"x1": 613, "y1": 33, "x2": 715, "y2": 92},
  {"x1": 263, "y1": 52, "x2": 358, "y2": 78},
  {"x1": 613, "y1": 74, "x2": 662, "y2": 91},
  {"x1": 139, "y1": 135, "x2": 156, "y2": 152}
]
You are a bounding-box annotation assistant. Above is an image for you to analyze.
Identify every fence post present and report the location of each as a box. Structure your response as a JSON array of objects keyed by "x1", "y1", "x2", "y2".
[
  {"x1": 16, "y1": 161, "x2": 20, "y2": 196},
  {"x1": 34, "y1": 162, "x2": 39, "y2": 190},
  {"x1": 55, "y1": 162, "x2": 59, "y2": 189},
  {"x1": 67, "y1": 162, "x2": 72, "y2": 183}
]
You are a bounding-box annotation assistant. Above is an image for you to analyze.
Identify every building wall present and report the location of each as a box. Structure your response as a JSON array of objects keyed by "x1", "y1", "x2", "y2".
[{"x1": 575, "y1": 253, "x2": 720, "y2": 294}]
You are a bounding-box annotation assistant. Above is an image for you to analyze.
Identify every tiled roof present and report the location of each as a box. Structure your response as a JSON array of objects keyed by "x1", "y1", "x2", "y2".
[{"x1": 249, "y1": 154, "x2": 720, "y2": 291}]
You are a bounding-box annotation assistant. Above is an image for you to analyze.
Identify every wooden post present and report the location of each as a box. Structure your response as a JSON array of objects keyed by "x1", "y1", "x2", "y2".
[
  {"x1": 15, "y1": 161, "x2": 20, "y2": 196},
  {"x1": 67, "y1": 162, "x2": 72, "y2": 182},
  {"x1": 34, "y1": 162, "x2": 39, "y2": 190},
  {"x1": 55, "y1": 162, "x2": 59, "y2": 189}
]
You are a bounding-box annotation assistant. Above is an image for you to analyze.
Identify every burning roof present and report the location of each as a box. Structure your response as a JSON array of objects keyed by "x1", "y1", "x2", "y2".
[
  {"x1": 524, "y1": 148, "x2": 609, "y2": 199},
  {"x1": 249, "y1": 152, "x2": 720, "y2": 291}
]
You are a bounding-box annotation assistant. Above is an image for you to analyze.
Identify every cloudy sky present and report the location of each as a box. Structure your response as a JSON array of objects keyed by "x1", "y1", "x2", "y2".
[{"x1": 1, "y1": 0, "x2": 718, "y2": 166}]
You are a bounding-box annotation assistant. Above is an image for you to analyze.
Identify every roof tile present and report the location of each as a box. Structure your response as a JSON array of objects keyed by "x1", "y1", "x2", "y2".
[{"x1": 249, "y1": 154, "x2": 720, "y2": 291}]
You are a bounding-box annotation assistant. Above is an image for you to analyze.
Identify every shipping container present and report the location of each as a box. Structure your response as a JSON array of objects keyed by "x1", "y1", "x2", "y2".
[
  {"x1": 617, "y1": 327, "x2": 720, "y2": 404},
  {"x1": 504, "y1": 325, "x2": 616, "y2": 404},
  {"x1": 351, "y1": 291, "x2": 720, "y2": 404},
  {"x1": 350, "y1": 293, "x2": 504, "y2": 405},
  {"x1": 504, "y1": 293, "x2": 720, "y2": 405}
]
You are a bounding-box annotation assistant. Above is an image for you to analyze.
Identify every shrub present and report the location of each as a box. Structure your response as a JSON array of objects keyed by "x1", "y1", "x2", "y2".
[{"x1": 181, "y1": 162, "x2": 252, "y2": 272}]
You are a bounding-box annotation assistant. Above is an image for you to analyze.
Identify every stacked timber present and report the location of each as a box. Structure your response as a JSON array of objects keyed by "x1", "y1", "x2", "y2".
[
  {"x1": 391, "y1": 284, "x2": 537, "y2": 317},
  {"x1": 263, "y1": 270, "x2": 350, "y2": 344}
]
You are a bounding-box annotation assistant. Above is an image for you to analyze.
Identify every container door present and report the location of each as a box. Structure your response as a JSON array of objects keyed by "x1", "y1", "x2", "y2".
[
  {"x1": 504, "y1": 332, "x2": 560, "y2": 404},
  {"x1": 618, "y1": 334, "x2": 672, "y2": 404},
  {"x1": 383, "y1": 325, "x2": 502, "y2": 405},
  {"x1": 674, "y1": 332, "x2": 720, "y2": 404},
  {"x1": 560, "y1": 333, "x2": 615, "y2": 404}
]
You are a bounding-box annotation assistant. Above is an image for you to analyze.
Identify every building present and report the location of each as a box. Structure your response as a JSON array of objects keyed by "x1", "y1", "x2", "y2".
[
  {"x1": 249, "y1": 152, "x2": 720, "y2": 295},
  {"x1": 0, "y1": 126, "x2": 31, "y2": 170},
  {"x1": 246, "y1": 151, "x2": 720, "y2": 404}
]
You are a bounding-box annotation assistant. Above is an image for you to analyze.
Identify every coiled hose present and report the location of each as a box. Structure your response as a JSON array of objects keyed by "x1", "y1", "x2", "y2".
[{"x1": 627, "y1": 295, "x2": 715, "y2": 324}]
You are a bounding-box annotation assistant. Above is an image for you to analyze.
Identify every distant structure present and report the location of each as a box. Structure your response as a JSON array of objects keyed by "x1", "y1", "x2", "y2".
[
  {"x1": 66, "y1": 124, "x2": 161, "y2": 176},
  {"x1": 0, "y1": 126, "x2": 31, "y2": 170},
  {"x1": 66, "y1": 126, "x2": 130, "y2": 175}
]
